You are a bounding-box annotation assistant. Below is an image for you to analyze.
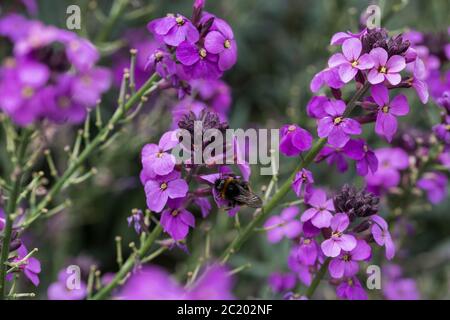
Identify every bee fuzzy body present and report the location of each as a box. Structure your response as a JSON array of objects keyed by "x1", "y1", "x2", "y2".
[{"x1": 214, "y1": 176, "x2": 263, "y2": 209}]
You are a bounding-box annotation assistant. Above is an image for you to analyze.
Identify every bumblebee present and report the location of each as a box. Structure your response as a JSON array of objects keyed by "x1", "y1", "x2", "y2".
[{"x1": 214, "y1": 176, "x2": 263, "y2": 208}]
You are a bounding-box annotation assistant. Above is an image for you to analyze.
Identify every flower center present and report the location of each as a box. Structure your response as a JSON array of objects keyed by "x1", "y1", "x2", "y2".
[
  {"x1": 175, "y1": 16, "x2": 184, "y2": 26},
  {"x1": 155, "y1": 51, "x2": 164, "y2": 61},
  {"x1": 379, "y1": 66, "x2": 387, "y2": 74},
  {"x1": 58, "y1": 96, "x2": 71, "y2": 109},
  {"x1": 156, "y1": 151, "x2": 164, "y2": 158},
  {"x1": 160, "y1": 182, "x2": 168, "y2": 190},
  {"x1": 4, "y1": 57, "x2": 16, "y2": 68},
  {"x1": 303, "y1": 239, "x2": 311, "y2": 245},
  {"x1": 347, "y1": 278, "x2": 354, "y2": 286},
  {"x1": 224, "y1": 39, "x2": 231, "y2": 49},
  {"x1": 446, "y1": 124, "x2": 450, "y2": 131},
  {"x1": 363, "y1": 144, "x2": 369, "y2": 152},
  {"x1": 332, "y1": 231, "x2": 342, "y2": 238},
  {"x1": 333, "y1": 117, "x2": 343, "y2": 125},
  {"x1": 21, "y1": 86, "x2": 34, "y2": 98},
  {"x1": 288, "y1": 125, "x2": 296, "y2": 132},
  {"x1": 351, "y1": 60, "x2": 359, "y2": 67},
  {"x1": 382, "y1": 105, "x2": 390, "y2": 113},
  {"x1": 171, "y1": 209, "x2": 179, "y2": 217},
  {"x1": 343, "y1": 254, "x2": 350, "y2": 261},
  {"x1": 199, "y1": 48, "x2": 207, "y2": 59}
]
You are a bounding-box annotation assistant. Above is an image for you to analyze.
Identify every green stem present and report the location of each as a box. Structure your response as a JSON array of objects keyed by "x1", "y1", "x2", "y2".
[
  {"x1": 90, "y1": 224, "x2": 163, "y2": 300},
  {"x1": 0, "y1": 129, "x2": 32, "y2": 299},
  {"x1": 22, "y1": 73, "x2": 160, "y2": 228},
  {"x1": 220, "y1": 83, "x2": 370, "y2": 263},
  {"x1": 305, "y1": 258, "x2": 330, "y2": 299},
  {"x1": 95, "y1": 0, "x2": 129, "y2": 44}
]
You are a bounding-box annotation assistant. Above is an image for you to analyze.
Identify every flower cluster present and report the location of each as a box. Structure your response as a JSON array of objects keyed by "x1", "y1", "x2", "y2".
[
  {"x1": 146, "y1": 1, "x2": 237, "y2": 93},
  {"x1": 264, "y1": 185, "x2": 393, "y2": 300},
  {"x1": 137, "y1": 2, "x2": 243, "y2": 243},
  {"x1": 0, "y1": 14, "x2": 111, "y2": 126}
]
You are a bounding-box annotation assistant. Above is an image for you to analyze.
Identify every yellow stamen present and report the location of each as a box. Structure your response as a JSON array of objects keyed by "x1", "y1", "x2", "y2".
[
  {"x1": 303, "y1": 239, "x2": 311, "y2": 245},
  {"x1": 334, "y1": 117, "x2": 343, "y2": 125},
  {"x1": 351, "y1": 60, "x2": 359, "y2": 67},
  {"x1": 175, "y1": 16, "x2": 184, "y2": 25},
  {"x1": 160, "y1": 182, "x2": 168, "y2": 190},
  {"x1": 171, "y1": 210, "x2": 179, "y2": 217},
  {"x1": 379, "y1": 66, "x2": 387, "y2": 74},
  {"x1": 155, "y1": 51, "x2": 164, "y2": 61},
  {"x1": 156, "y1": 152, "x2": 164, "y2": 158},
  {"x1": 382, "y1": 105, "x2": 390, "y2": 113},
  {"x1": 199, "y1": 48, "x2": 207, "y2": 59},
  {"x1": 58, "y1": 96, "x2": 71, "y2": 109},
  {"x1": 446, "y1": 124, "x2": 450, "y2": 131},
  {"x1": 21, "y1": 86, "x2": 34, "y2": 98},
  {"x1": 288, "y1": 125, "x2": 296, "y2": 132},
  {"x1": 224, "y1": 39, "x2": 231, "y2": 49}
]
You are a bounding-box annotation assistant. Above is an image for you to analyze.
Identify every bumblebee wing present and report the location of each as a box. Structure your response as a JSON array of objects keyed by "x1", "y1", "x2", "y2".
[{"x1": 234, "y1": 183, "x2": 263, "y2": 208}]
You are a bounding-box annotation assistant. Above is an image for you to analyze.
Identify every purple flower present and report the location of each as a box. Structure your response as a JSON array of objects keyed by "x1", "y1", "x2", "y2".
[
  {"x1": 280, "y1": 124, "x2": 313, "y2": 157},
  {"x1": 41, "y1": 74, "x2": 87, "y2": 124},
  {"x1": 328, "y1": 38, "x2": 374, "y2": 83},
  {"x1": 141, "y1": 131, "x2": 179, "y2": 176},
  {"x1": 321, "y1": 213, "x2": 357, "y2": 258},
  {"x1": 194, "y1": 197, "x2": 212, "y2": 218},
  {"x1": 330, "y1": 29, "x2": 367, "y2": 46},
  {"x1": 336, "y1": 277, "x2": 367, "y2": 300},
  {"x1": 70, "y1": 67, "x2": 111, "y2": 107},
  {"x1": 301, "y1": 189, "x2": 334, "y2": 229},
  {"x1": 317, "y1": 100, "x2": 362, "y2": 148},
  {"x1": 47, "y1": 269, "x2": 87, "y2": 300},
  {"x1": 118, "y1": 264, "x2": 234, "y2": 300},
  {"x1": 148, "y1": 14, "x2": 199, "y2": 47},
  {"x1": 0, "y1": 58, "x2": 49, "y2": 125},
  {"x1": 64, "y1": 37, "x2": 100, "y2": 72},
  {"x1": 287, "y1": 247, "x2": 314, "y2": 286},
  {"x1": 307, "y1": 96, "x2": 329, "y2": 119},
  {"x1": 316, "y1": 144, "x2": 349, "y2": 172},
  {"x1": 344, "y1": 139, "x2": 378, "y2": 176},
  {"x1": 6, "y1": 245, "x2": 41, "y2": 286},
  {"x1": 204, "y1": 18, "x2": 237, "y2": 71},
  {"x1": 127, "y1": 209, "x2": 146, "y2": 234},
  {"x1": 118, "y1": 265, "x2": 184, "y2": 300},
  {"x1": 296, "y1": 238, "x2": 319, "y2": 266},
  {"x1": 417, "y1": 172, "x2": 448, "y2": 205},
  {"x1": 368, "y1": 47, "x2": 406, "y2": 85},
  {"x1": 328, "y1": 239, "x2": 371, "y2": 279},
  {"x1": 176, "y1": 41, "x2": 222, "y2": 79},
  {"x1": 186, "y1": 265, "x2": 235, "y2": 300},
  {"x1": 371, "y1": 84, "x2": 409, "y2": 142},
  {"x1": 370, "y1": 215, "x2": 395, "y2": 260},
  {"x1": 382, "y1": 264, "x2": 420, "y2": 300},
  {"x1": 365, "y1": 147, "x2": 409, "y2": 193},
  {"x1": 160, "y1": 198, "x2": 195, "y2": 241},
  {"x1": 146, "y1": 48, "x2": 177, "y2": 78},
  {"x1": 268, "y1": 273, "x2": 296, "y2": 293},
  {"x1": 144, "y1": 171, "x2": 189, "y2": 213},
  {"x1": 433, "y1": 116, "x2": 450, "y2": 145},
  {"x1": 263, "y1": 206, "x2": 302, "y2": 243},
  {"x1": 384, "y1": 278, "x2": 420, "y2": 300},
  {"x1": 292, "y1": 169, "x2": 314, "y2": 198},
  {"x1": 410, "y1": 58, "x2": 429, "y2": 104},
  {"x1": 310, "y1": 67, "x2": 345, "y2": 93}
]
